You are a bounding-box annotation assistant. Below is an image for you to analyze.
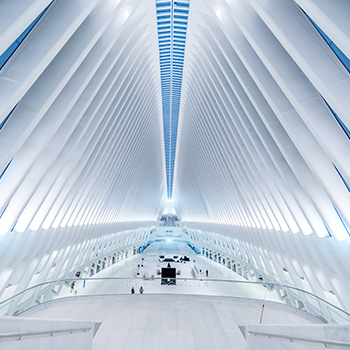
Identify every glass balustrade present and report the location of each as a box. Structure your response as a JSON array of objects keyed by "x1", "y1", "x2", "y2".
[{"x1": 0, "y1": 277, "x2": 349, "y2": 325}]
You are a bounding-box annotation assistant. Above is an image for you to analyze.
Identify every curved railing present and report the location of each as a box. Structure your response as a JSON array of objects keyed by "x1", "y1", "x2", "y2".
[
  {"x1": 0, "y1": 276, "x2": 349, "y2": 324},
  {"x1": 0, "y1": 327, "x2": 92, "y2": 341},
  {"x1": 247, "y1": 330, "x2": 350, "y2": 348}
]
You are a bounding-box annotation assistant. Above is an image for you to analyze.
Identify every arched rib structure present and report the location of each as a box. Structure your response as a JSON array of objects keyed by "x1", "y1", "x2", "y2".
[
  {"x1": 0, "y1": 0, "x2": 166, "y2": 235},
  {"x1": 172, "y1": 0, "x2": 350, "y2": 317},
  {"x1": 0, "y1": 0, "x2": 166, "y2": 305},
  {"x1": 174, "y1": 0, "x2": 350, "y2": 241}
]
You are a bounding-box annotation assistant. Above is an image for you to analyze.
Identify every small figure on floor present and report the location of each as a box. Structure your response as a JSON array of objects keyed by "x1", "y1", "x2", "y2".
[
  {"x1": 206, "y1": 269, "x2": 208, "y2": 277},
  {"x1": 131, "y1": 287, "x2": 135, "y2": 294},
  {"x1": 70, "y1": 281, "x2": 75, "y2": 293},
  {"x1": 139, "y1": 286, "x2": 144, "y2": 294}
]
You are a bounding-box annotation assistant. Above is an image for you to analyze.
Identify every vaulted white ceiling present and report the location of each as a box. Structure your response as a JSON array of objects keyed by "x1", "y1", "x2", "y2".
[
  {"x1": 174, "y1": 0, "x2": 350, "y2": 241},
  {"x1": 0, "y1": 0, "x2": 350, "y2": 240},
  {"x1": 0, "y1": 0, "x2": 166, "y2": 235}
]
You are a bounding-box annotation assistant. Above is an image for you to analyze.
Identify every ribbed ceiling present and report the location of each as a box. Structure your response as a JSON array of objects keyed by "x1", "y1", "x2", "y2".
[
  {"x1": 0, "y1": 0, "x2": 350, "y2": 242},
  {"x1": 173, "y1": 0, "x2": 350, "y2": 241},
  {"x1": 0, "y1": 0, "x2": 166, "y2": 235}
]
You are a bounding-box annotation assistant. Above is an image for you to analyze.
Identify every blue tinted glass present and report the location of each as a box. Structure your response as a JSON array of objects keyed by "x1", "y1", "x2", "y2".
[
  {"x1": 0, "y1": 1, "x2": 54, "y2": 70},
  {"x1": 322, "y1": 97, "x2": 350, "y2": 140},
  {"x1": 333, "y1": 204, "x2": 350, "y2": 236},
  {"x1": 156, "y1": 0, "x2": 189, "y2": 198},
  {"x1": 304, "y1": 12, "x2": 350, "y2": 73},
  {"x1": 333, "y1": 164, "x2": 350, "y2": 193}
]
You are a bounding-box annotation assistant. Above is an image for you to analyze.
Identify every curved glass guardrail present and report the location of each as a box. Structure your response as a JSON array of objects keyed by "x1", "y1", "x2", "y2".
[{"x1": 0, "y1": 277, "x2": 349, "y2": 325}]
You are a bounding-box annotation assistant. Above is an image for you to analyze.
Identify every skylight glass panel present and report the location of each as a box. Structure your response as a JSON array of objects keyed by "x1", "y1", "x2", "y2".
[
  {"x1": 156, "y1": 2, "x2": 171, "y2": 8},
  {"x1": 156, "y1": 0, "x2": 189, "y2": 198}
]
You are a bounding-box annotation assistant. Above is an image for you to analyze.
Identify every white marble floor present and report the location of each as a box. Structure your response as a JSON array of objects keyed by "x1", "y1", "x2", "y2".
[{"x1": 22, "y1": 294, "x2": 321, "y2": 350}]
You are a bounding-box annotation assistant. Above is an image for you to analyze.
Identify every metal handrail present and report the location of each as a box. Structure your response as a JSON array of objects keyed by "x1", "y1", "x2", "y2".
[
  {"x1": 0, "y1": 277, "x2": 349, "y2": 320},
  {"x1": 248, "y1": 330, "x2": 350, "y2": 347},
  {"x1": 0, "y1": 327, "x2": 92, "y2": 340}
]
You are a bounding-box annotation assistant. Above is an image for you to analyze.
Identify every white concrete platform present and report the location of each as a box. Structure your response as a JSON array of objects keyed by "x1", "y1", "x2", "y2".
[{"x1": 22, "y1": 294, "x2": 321, "y2": 350}]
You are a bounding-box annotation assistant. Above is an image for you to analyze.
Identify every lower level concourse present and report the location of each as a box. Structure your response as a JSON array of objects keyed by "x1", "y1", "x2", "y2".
[{"x1": 55, "y1": 240, "x2": 281, "y2": 300}]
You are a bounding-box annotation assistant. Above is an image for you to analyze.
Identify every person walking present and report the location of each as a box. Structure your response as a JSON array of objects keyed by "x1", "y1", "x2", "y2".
[
  {"x1": 139, "y1": 286, "x2": 144, "y2": 294},
  {"x1": 70, "y1": 281, "x2": 75, "y2": 293},
  {"x1": 131, "y1": 287, "x2": 135, "y2": 294}
]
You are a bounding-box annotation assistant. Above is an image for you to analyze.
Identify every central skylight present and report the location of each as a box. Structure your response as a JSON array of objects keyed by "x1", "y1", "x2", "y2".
[{"x1": 156, "y1": 0, "x2": 189, "y2": 199}]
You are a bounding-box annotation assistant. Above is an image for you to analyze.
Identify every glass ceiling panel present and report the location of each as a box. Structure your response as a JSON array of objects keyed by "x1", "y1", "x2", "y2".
[{"x1": 156, "y1": 0, "x2": 190, "y2": 199}]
